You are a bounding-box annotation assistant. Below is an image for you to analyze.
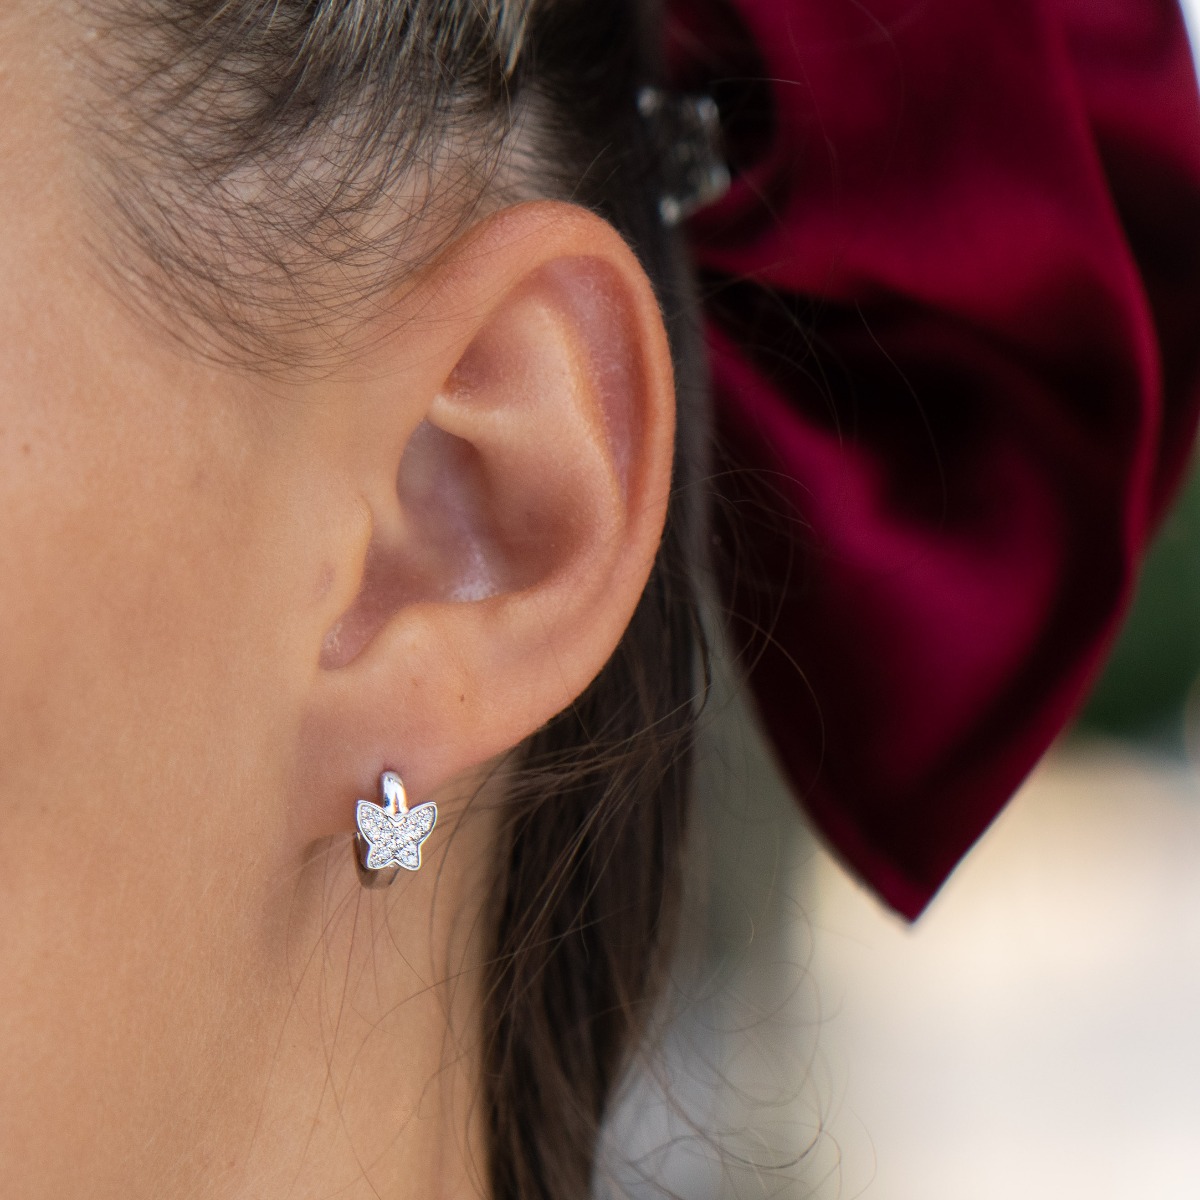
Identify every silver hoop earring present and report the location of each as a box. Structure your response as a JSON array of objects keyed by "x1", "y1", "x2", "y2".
[{"x1": 354, "y1": 770, "x2": 438, "y2": 888}]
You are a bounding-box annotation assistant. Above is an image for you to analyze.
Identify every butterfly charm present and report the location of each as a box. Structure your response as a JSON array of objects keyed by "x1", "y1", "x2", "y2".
[{"x1": 354, "y1": 770, "x2": 437, "y2": 881}]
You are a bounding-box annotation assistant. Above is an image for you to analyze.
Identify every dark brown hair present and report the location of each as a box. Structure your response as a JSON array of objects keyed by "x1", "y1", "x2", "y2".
[{"x1": 79, "y1": 1, "x2": 710, "y2": 1196}]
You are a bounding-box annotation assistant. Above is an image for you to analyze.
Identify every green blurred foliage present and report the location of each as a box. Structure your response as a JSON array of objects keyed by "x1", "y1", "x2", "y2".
[{"x1": 1077, "y1": 461, "x2": 1200, "y2": 746}]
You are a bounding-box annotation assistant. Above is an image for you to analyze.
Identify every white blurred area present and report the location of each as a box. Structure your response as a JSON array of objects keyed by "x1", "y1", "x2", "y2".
[
  {"x1": 809, "y1": 739, "x2": 1200, "y2": 1200},
  {"x1": 1184, "y1": 0, "x2": 1200, "y2": 74},
  {"x1": 604, "y1": 691, "x2": 1200, "y2": 1198}
]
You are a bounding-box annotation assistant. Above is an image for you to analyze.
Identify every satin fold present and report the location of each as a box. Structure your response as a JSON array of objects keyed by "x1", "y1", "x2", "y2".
[{"x1": 671, "y1": 0, "x2": 1200, "y2": 916}]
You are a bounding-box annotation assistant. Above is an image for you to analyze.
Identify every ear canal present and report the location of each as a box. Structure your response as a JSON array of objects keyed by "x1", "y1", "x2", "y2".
[{"x1": 320, "y1": 421, "x2": 508, "y2": 669}]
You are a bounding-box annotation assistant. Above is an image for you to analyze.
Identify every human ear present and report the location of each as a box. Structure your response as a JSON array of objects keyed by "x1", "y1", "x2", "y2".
[{"x1": 294, "y1": 202, "x2": 676, "y2": 837}]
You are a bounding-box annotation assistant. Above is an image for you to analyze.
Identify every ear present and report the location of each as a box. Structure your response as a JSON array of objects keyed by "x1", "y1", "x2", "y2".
[{"x1": 294, "y1": 201, "x2": 676, "y2": 838}]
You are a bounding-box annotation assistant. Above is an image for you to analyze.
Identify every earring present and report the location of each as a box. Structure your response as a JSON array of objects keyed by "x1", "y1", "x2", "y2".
[{"x1": 354, "y1": 770, "x2": 438, "y2": 888}]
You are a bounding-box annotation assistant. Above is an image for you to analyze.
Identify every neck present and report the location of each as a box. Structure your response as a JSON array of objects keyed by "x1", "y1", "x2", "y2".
[{"x1": 198, "y1": 793, "x2": 495, "y2": 1200}]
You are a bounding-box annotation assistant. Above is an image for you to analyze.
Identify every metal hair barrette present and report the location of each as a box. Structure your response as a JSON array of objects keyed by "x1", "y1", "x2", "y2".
[
  {"x1": 354, "y1": 770, "x2": 437, "y2": 888},
  {"x1": 638, "y1": 85, "x2": 731, "y2": 226}
]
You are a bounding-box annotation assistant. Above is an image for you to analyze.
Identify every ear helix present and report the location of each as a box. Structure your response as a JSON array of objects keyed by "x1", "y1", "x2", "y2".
[{"x1": 354, "y1": 770, "x2": 438, "y2": 888}]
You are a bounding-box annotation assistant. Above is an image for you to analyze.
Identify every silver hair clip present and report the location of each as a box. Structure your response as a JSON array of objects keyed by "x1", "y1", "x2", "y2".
[
  {"x1": 354, "y1": 770, "x2": 437, "y2": 888},
  {"x1": 638, "y1": 86, "x2": 731, "y2": 226}
]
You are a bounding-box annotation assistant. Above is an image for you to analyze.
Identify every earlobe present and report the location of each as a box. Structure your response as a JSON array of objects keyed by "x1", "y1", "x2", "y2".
[{"x1": 296, "y1": 203, "x2": 676, "y2": 839}]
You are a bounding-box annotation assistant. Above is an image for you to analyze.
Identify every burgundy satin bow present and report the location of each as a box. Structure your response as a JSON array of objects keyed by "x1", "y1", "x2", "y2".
[{"x1": 671, "y1": 0, "x2": 1200, "y2": 917}]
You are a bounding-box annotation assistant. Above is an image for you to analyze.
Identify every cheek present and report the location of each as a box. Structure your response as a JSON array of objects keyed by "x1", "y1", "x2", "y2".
[
  {"x1": 0, "y1": 25, "x2": 329, "y2": 1193},
  {"x1": 0, "y1": 326, "x2": 279, "y2": 793},
  {"x1": 0, "y1": 326, "x2": 300, "y2": 1192}
]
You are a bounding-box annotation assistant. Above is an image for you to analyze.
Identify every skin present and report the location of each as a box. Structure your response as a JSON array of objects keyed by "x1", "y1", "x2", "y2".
[{"x1": 0, "y1": 4, "x2": 677, "y2": 1197}]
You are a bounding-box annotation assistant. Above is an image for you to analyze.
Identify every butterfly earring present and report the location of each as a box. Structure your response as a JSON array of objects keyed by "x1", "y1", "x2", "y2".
[{"x1": 354, "y1": 770, "x2": 438, "y2": 888}]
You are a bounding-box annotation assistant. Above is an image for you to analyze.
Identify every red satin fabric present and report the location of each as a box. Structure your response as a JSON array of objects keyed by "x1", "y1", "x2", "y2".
[{"x1": 671, "y1": 0, "x2": 1200, "y2": 917}]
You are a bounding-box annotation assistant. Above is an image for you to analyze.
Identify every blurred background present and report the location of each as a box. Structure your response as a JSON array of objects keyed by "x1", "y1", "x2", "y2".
[{"x1": 602, "y1": 8, "x2": 1200, "y2": 1196}]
